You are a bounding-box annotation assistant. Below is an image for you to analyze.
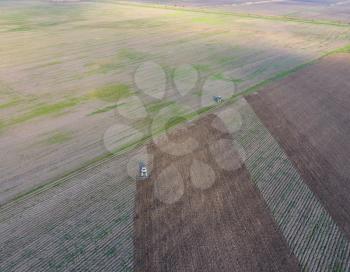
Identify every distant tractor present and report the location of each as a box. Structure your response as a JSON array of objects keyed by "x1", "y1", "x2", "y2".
[
  {"x1": 213, "y1": 95, "x2": 223, "y2": 103},
  {"x1": 138, "y1": 162, "x2": 148, "y2": 179}
]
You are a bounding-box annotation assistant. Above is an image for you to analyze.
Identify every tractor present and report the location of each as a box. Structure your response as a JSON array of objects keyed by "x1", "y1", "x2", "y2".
[
  {"x1": 138, "y1": 161, "x2": 148, "y2": 179},
  {"x1": 213, "y1": 95, "x2": 223, "y2": 103}
]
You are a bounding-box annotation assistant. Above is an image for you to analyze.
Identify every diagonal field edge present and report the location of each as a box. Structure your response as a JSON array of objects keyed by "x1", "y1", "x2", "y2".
[
  {"x1": 3, "y1": 44, "x2": 349, "y2": 209},
  {"x1": 233, "y1": 99, "x2": 350, "y2": 271}
]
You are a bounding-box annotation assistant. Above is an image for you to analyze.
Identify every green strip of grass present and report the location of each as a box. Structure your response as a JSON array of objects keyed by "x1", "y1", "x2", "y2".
[
  {"x1": 0, "y1": 120, "x2": 5, "y2": 133},
  {"x1": 0, "y1": 98, "x2": 21, "y2": 110},
  {"x1": 4, "y1": 43, "x2": 350, "y2": 208},
  {"x1": 7, "y1": 26, "x2": 32, "y2": 32},
  {"x1": 327, "y1": 44, "x2": 350, "y2": 54},
  {"x1": 85, "y1": 48, "x2": 147, "y2": 75},
  {"x1": 146, "y1": 100, "x2": 175, "y2": 113},
  {"x1": 212, "y1": 73, "x2": 243, "y2": 83},
  {"x1": 1, "y1": 131, "x2": 151, "y2": 209},
  {"x1": 118, "y1": 48, "x2": 148, "y2": 61},
  {"x1": 89, "y1": 103, "x2": 125, "y2": 115},
  {"x1": 1, "y1": 103, "x2": 215, "y2": 207},
  {"x1": 11, "y1": 98, "x2": 82, "y2": 125},
  {"x1": 90, "y1": 84, "x2": 133, "y2": 102},
  {"x1": 45, "y1": 131, "x2": 72, "y2": 145},
  {"x1": 193, "y1": 64, "x2": 212, "y2": 73},
  {"x1": 2, "y1": 83, "x2": 134, "y2": 130}
]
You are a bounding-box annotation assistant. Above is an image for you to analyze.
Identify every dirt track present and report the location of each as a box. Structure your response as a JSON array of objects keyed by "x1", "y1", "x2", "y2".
[
  {"x1": 134, "y1": 114, "x2": 300, "y2": 271},
  {"x1": 247, "y1": 53, "x2": 350, "y2": 239}
]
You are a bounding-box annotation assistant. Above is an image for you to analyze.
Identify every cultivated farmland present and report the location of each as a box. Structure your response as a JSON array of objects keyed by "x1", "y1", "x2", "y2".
[
  {"x1": 135, "y1": 114, "x2": 300, "y2": 271},
  {"x1": 1, "y1": 98, "x2": 349, "y2": 271},
  {"x1": 2, "y1": 0, "x2": 350, "y2": 204},
  {"x1": 234, "y1": 98, "x2": 350, "y2": 271},
  {"x1": 1, "y1": 0, "x2": 350, "y2": 271},
  {"x1": 247, "y1": 53, "x2": 350, "y2": 241}
]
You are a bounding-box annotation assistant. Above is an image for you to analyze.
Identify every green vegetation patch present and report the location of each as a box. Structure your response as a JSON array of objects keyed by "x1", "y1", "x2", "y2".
[
  {"x1": 45, "y1": 131, "x2": 72, "y2": 145},
  {"x1": 90, "y1": 84, "x2": 133, "y2": 102},
  {"x1": 85, "y1": 61, "x2": 122, "y2": 75},
  {"x1": 193, "y1": 64, "x2": 211, "y2": 73},
  {"x1": 89, "y1": 103, "x2": 125, "y2": 115},
  {"x1": 0, "y1": 120, "x2": 5, "y2": 133},
  {"x1": 84, "y1": 49, "x2": 146, "y2": 74},
  {"x1": 8, "y1": 25, "x2": 32, "y2": 32},
  {"x1": 332, "y1": 44, "x2": 350, "y2": 54},
  {"x1": 146, "y1": 100, "x2": 175, "y2": 113},
  {"x1": 165, "y1": 116, "x2": 187, "y2": 131},
  {"x1": 191, "y1": 15, "x2": 231, "y2": 25},
  {"x1": 212, "y1": 73, "x2": 242, "y2": 83},
  {"x1": 118, "y1": 48, "x2": 148, "y2": 62},
  {"x1": 11, "y1": 98, "x2": 82, "y2": 125},
  {"x1": 0, "y1": 98, "x2": 21, "y2": 110},
  {"x1": 94, "y1": 62, "x2": 122, "y2": 74}
]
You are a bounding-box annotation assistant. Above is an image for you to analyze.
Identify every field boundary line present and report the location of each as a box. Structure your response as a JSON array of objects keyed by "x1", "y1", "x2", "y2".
[
  {"x1": 111, "y1": 0, "x2": 350, "y2": 27},
  {"x1": 2, "y1": 45, "x2": 349, "y2": 209},
  {"x1": 243, "y1": 44, "x2": 350, "y2": 95}
]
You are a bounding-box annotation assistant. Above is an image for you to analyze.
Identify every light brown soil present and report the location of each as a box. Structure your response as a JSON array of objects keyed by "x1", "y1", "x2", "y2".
[
  {"x1": 134, "y1": 114, "x2": 300, "y2": 271},
  {"x1": 247, "y1": 53, "x2": 350, "y2": 239},
  {"x1": 2, "y1": 0, "x2": 350, "y2": 205}
]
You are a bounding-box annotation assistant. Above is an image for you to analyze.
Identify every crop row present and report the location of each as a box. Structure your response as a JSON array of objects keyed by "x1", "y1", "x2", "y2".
[
  {"x1": 0, "y1": 155, "x2": 135, "y2": 271},
  {"x1": 235, "y1": 99, "x2": 350, "y2": 271}
]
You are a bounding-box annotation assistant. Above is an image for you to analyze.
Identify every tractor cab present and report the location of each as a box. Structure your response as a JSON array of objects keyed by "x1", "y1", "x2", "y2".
[
  {"x1": 213, "y1": 95, "x2": 223, "y2": 103},
  {"x1": 139, "y1": 162, "x2": 148, "y2": 179}
]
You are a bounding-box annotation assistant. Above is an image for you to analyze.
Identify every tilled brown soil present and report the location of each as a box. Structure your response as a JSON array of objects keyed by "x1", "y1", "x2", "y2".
[
  {"x1": 134, "y1": 114, "x2": 300, "y2": 271},
  {"x1": 247, "y1": 53, "x2": 350, "y2": 240}
]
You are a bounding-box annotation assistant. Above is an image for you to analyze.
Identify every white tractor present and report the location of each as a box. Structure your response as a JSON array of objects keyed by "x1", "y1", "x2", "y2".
[{"x1": 138, "y1": 162, "x2": 148, "y2": 179}]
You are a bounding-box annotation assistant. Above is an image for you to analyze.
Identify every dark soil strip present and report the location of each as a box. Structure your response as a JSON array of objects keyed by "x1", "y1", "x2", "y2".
[
  {"x1": 247, "y1": 53, "x2": 350, "y2": 239},
  {"x1": 134, "y1": 114, "x2": 300, "y2": 272}
]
